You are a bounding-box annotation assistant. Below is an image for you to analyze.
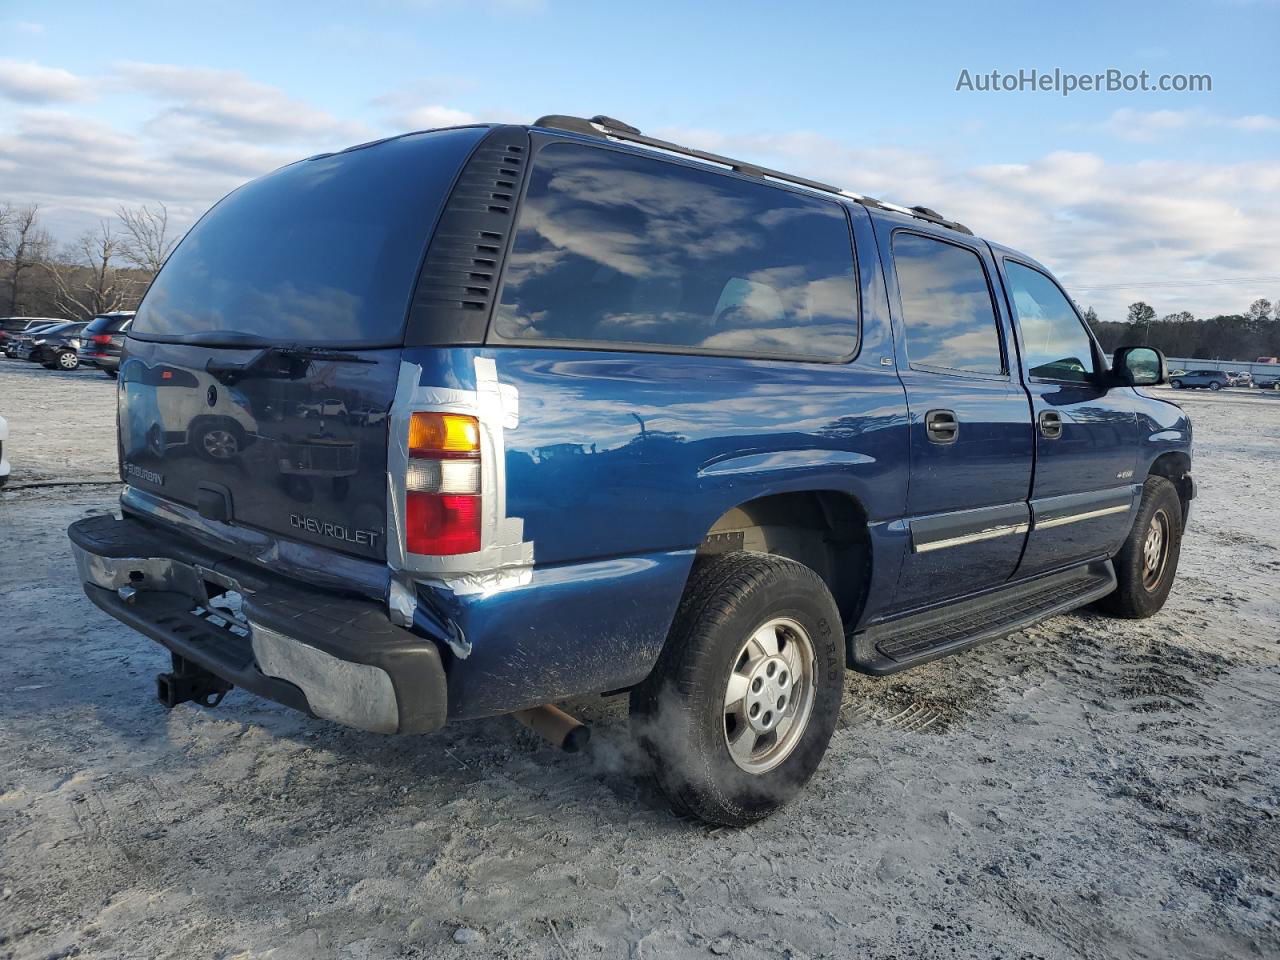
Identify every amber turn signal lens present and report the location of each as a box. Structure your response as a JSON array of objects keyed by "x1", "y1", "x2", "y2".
[{"x1": 409, "y1": 412, "x2": 479, "y2": 457}]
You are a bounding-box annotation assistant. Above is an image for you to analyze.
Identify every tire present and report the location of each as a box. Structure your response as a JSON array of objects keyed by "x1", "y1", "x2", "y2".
[
  {"x1": 1208, "y1": 381, "x2": 1221, "y2": 391},
  {"x1": 105, "y1": 369, "x2": 118, "y2": 379},
  {"x1": 56, "y1": 351, "x2": 79, "y2": 371},
  {"x1": 629, "y1": 552, "x2": 844, "y2": 826},
  {"x1": 1170, "y1": 380, "x2": 1182, "y2": 389},
  {"x1": 1096, "y1": 476, "x2": 1183, "y2": 619}
]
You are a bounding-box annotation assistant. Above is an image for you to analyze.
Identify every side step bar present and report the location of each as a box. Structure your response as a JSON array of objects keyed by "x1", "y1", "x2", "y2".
[{"x1": 850, "y1": 560, "x2": 1116, "y2": 675}]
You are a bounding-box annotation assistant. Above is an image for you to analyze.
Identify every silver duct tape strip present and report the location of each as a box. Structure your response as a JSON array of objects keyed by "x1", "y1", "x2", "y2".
[
  {"x1": 249, "y1": 620, "x2": 399, "y2": 734},
  {"x1": 384, "y1": 356, "x2": 535, "y2": 653}
]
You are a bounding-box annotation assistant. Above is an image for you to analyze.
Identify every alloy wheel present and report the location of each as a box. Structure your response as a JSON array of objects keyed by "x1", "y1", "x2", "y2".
[{"x1": 722, "y1": 617, "x2": 816, "y2": 774}]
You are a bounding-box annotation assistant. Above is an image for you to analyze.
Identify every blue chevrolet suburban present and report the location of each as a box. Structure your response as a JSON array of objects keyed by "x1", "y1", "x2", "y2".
[{"x1": 69, "y1": 115, "x2": 1194, "y2": 825}]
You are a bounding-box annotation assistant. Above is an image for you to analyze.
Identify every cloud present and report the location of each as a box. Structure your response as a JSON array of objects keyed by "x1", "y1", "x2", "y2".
[
  {"x1": 0, "y1": 59, "x2": 94, "y2": 103},
  {"x1": 395, "y1": 105, "x2": 477, "y2": 130},
  {"x1": 1229, "y1": 114, "x2": 1280, "y2": 132},
  {"x1": 114, "y1": 61, "x2": 366, "y2": 142},
  {"x1": 0, "y1": 107, "x2": 308, "y2": 246},
  {"x1": 1103, "y1": 108, "x2": 1280, "y2": 142},
  {"x1": 657, "y1": 126, "x2": 1280, "y2": 321},
  {"x1": 1, "y1": 58, "x2": 1274, "y2": 325},
  {"x1": 0, "y1": 61, "x2": 487, "y2": 251}
]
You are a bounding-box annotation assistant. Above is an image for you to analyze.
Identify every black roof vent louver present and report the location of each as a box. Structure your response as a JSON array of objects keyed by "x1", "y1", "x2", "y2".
[{"x1": 404, "y1": 126, "x2": 533, "y2": 346}]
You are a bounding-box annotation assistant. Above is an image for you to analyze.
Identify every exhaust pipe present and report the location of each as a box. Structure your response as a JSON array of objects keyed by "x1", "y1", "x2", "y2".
[{"x1": 513, "y1": 704, "x2": 590, "y2": 753}]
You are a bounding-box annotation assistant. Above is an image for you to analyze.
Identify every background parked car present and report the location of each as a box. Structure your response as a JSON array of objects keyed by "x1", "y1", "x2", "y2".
[
  {"x1": 21, "y1": 322, "x2": 89, "y2": 369},
  {"x1": 0, "y1": 317, "x2": 66, "y2": 350},
  {"x1": 4, "y1": 320, "x2": 65, "y2": 358},
  {"x1": 80, "y1": 311, "x2": 135, "y2": 378},
  {"x1": 5, "y1": 327, "x2": 62, "y2": 363},
  {"x1": 1255, "y1": 373, "x2": 1280, "y2": 390},
  {"x1": 1227, "y1": 371, "x2": 1253, "y2": 387},
  {"x1": 1169, "y1": 369, "x2": 1230, "y2": 390}
]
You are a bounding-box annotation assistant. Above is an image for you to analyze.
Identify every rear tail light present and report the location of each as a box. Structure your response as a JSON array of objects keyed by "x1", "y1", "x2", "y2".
[
  {"x1": 91, "y1": 334, "x2": 111, "y2": 344},
  {"x1": 405, "y1": 412, "x2": 481, "y2": 555}
]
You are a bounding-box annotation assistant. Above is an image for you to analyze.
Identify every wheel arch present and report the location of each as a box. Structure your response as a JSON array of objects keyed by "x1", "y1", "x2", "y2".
[
  {"x1": 696, "y1": 490, "x2": 872, "y2": 626},
  {"x1": 1147, "y1": 450, "x2": 1192, "y2": 527}
]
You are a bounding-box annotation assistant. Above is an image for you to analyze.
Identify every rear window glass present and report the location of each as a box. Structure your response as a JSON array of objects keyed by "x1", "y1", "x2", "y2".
[
  {"x1": 85, "y1": 314, "x2": 132, "y2": 334},
  {"x1": 132, "y1": 127, "x2": 486, "y2": 346},
  {"x1": 493, "y1": 142, "x2": 859, "y2": 361}
]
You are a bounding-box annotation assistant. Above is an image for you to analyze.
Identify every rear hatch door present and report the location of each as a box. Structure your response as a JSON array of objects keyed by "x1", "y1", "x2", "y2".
[{"x1": 120, "y1": 126, "x2": 489, "y2": 564}]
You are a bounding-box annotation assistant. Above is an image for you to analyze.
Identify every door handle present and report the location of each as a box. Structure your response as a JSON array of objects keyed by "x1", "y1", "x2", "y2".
[
  {"x1": 925, "y1": 409, "x2": 959, "y2": 444},
  {"x1": 1039, "y1": 410, "x2": 1064, "y2": 439}
]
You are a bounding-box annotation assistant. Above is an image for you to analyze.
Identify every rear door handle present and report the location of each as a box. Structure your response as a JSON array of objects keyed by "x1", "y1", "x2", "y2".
[
  {"x1": 925, "y1": 409, "x2": 959, "y2": 444},
  {"x1": 1039, "y1": 410, "x2": 1064, "y2": 439}
]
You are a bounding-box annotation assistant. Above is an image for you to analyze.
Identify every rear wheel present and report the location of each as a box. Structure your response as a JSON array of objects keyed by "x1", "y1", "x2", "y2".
[
  {"x1": 629, "y1": 552, "x2": 843, "y2": 826},
  {"x1": 1096, "y1": 476, "x2": 1183, "y2": 619},
  {"x1": 1170, "y1": 379, "x2": 1182, "y2": 389},
  {"x1": 56, "y1": 350, "x2": 79, "y2": 370},
  {"x1": 1208, "y1": 381, "x2": 1221, "y2": 391},
  {"x1": 105, "y1": 368, "x2": 118, "y2": 379}
]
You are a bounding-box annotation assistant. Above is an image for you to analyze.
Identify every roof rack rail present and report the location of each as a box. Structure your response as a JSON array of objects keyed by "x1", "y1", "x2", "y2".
[{"x1": 531, "y1": 114, "x2": 974, "y2": 236}]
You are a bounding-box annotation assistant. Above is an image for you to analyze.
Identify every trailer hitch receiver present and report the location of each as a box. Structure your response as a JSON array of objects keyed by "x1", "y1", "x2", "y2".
[{"x1": 156, "y1": 653, "x2": 233, "y2": 709}]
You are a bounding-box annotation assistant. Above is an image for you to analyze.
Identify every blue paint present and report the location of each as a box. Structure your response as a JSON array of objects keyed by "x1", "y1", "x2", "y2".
[{"x1": 84, "y1": 123, "x2": 1194, "y2": 725}]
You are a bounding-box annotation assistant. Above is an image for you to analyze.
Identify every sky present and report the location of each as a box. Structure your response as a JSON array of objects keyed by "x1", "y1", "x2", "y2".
[{"x1": 1, "y1": 0, "x2": 1278, "y2": 321}]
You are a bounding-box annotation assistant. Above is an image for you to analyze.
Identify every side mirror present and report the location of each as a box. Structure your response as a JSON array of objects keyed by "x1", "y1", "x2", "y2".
[{"x1": 1111, "y1": 345, "x2": 1167, "y2": 386}]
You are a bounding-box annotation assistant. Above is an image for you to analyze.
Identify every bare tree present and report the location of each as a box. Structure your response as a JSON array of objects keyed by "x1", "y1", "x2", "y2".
[
  {"x1": 1248, "y1": 298, "x2": 1274, "y2": 322},
  {"x1": 0, "y1": 202, "x2": 52, "y2": 314},
  {"x1": 45, "y1": 220, "x2": 139, "y2": 318},
  {"x1": 116, "y1": 202, "x2": 177, "y2": 276}
]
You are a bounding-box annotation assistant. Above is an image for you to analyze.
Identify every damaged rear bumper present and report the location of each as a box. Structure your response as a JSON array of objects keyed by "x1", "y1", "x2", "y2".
[{"x1": 69, "y1": 514, "x2": 447, "y2": 734}]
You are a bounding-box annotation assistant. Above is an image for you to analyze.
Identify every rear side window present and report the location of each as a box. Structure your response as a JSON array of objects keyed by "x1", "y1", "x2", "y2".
[
  {"x1": 133, "y1": 126, "x2": 487, "y2": 346},
  {"x1": 493, "y1": 142, "x2": 858, "y2": 361},
  {"x1": 892, "y1": 233, "x2": 1004, "y2": 375},
  {"x1": 1003, "y1": 261, "x2": 1096, "y2": 382}
]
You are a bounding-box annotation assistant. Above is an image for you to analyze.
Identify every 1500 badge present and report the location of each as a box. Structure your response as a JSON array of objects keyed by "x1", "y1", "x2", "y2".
[{"x1": 290, "y1": 513, "x2": 379, "y2": 549}]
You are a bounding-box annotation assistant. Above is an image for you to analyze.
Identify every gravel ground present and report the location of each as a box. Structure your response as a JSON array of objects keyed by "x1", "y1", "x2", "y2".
[{"x1": 1, "y1": 357, "x2": 1279, "y2": 960}]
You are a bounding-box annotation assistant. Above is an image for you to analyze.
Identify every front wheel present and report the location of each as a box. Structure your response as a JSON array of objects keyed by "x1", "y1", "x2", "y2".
[
  {"x1": 1170, "y1": 380, "x2": 1182, "y2": 389},
  {"x1": 56, "y1": 351, "x2": 79, "y2": 370},
  {"x1": 1208, "y1": 381, "x2": 1221, "y2": 391},
  {"x1": 630, "y1": 552, "x2": 844, "y2": 826},
  {"x1": 1096, "y1": 476, "x2": 1183, "y2": 619}
]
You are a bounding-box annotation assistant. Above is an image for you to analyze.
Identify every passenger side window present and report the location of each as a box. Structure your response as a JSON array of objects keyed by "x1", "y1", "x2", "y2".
[
  {"x1": 1003, "y1": 261, "x2": 1096, "y2": 383},
  {"x1": 494, "y1": 142, "x2": 859, "y2": 361},
  {"x1": 891, "y1": 233, "x2": 1004, "y2": 375}
]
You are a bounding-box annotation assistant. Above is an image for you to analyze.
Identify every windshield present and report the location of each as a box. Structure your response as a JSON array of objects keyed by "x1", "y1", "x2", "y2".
[{"x1": 131, "y1": 126, "x2": 486, "y2": 347}]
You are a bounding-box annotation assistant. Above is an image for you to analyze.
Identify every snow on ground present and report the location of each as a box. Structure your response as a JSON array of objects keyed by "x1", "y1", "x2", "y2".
[{"x1": 1, "y1": 358, "x2": 1278, "y2": 959}]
